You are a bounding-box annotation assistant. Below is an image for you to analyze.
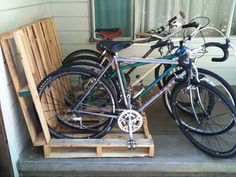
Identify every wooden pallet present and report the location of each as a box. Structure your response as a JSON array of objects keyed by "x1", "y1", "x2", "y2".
[
  {"x1": 0, "y1": 17, "x2": 155, "y2": 158},
  {"x1": 44, "y1": 111, "x2": 154, "y2": 158},
  {"x1": 0, "y1": 17, "x2": 62, "y2": 145}
]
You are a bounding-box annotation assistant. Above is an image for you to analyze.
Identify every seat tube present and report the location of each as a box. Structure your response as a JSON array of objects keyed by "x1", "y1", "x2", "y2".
[{"x1": 114, "y1": 54, "x2": 129, "y2": 108}]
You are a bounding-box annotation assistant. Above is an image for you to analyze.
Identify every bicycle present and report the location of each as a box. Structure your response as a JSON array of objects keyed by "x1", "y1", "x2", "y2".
[{"x1": 38, "y1": 22, "x2": 236, "y2": 158}]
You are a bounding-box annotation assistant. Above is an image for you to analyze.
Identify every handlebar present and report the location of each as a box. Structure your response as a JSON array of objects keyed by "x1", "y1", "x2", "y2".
[
  {"x1": 203, "y1": 40, "x2": 230, "y2": 62},
  {"x1": 182, "y1": 22, "x2": 199, "y2": 29},
  {"x1": 168, "y1": 16, "x2": 177, "y2": 26}
]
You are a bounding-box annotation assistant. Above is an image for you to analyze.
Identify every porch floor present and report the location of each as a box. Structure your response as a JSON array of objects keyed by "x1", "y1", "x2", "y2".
[{"x1": 18, "y1": 90, "x2": 236, "y2": 177}]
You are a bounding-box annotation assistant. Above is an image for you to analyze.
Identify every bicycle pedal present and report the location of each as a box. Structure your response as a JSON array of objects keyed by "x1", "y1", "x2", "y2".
[{"x1": 127, "y1": 140, "x2": 136, "y2": 150}]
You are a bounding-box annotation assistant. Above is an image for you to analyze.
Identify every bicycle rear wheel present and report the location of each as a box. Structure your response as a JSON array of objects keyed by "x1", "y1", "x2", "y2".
[
  {"x1": 38, "y1": 67, "x2": 118, "y2": 139},
  {"x1": 63, "y1": 49, "x2": 101, "y2": 65},
  {"x1": 170, "y1": 81, "x2": 236, "y2": 158}
]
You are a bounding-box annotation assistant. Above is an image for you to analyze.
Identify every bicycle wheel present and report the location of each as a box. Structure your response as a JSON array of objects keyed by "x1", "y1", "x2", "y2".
[
  {"x1": 62, "y1": 61, "x2": 121, "y2": 98},
  {"x1": 38, "y1": 67, "x2": 118, "y2": 139},
  {"x1": 170, "y1": 81, "x2": 236, "y2": 158},
  {"x1": 163, "y1": 68, "x2": 236, "y2": 116},
  {"x1": 63, "y1": 49, "x2": 101, "y2": 64}
]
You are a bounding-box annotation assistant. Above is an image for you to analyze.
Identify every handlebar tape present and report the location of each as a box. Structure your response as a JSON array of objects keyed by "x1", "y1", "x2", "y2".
[
  {"x1": 168, "y1": 16, "x2": 177, "y2": 25},
  {"x1": 203, "y1": 42, "x2": 229, "y2": 62},
  {"x1": 182, "y1": 22, "x2": 199, "y2": 28}
]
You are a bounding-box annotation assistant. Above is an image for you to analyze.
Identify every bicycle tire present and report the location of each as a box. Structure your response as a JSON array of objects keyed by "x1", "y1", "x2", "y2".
[
  {"x1": 63, "y1": 49, "x2": 101, "y2": 64},
  {"x1": 170, "y1": 80, "x2": 236, "y2": 158},
  {"x1": 38, "y1": 67, "x2": 118, "y2": 139}
]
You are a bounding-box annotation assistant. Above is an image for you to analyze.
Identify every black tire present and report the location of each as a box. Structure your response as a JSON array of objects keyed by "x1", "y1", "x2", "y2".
[
  {"x1": 62, "y1": 55, "x2": 114, "y2": 75},
  {"x1": 38, "y1": 67, "x2": 118, "y2": 139},
  {"x1": 170, "y1": 80, "x2": 236, "y2": 158},
  {"x1": 63, "y1": 49, "x2": 101, "y2": 64}
]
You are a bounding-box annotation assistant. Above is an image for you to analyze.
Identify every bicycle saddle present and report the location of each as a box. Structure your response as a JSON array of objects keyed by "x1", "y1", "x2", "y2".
[
  {"x1": 97, "y1": 41, "x2": 133, "y2": 53},
  {"x1": 95, "y1": 28, "x2": 123, "y2": 40}
]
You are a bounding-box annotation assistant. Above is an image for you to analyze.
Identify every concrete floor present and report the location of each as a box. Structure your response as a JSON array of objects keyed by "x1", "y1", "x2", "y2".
[{"x1": 17, "y1": 94, "x2": 236, "y2": 177}]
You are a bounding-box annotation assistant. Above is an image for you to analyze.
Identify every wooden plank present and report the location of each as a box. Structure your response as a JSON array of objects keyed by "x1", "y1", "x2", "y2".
[
  {"x1": 32, "y1": 22, "x2": 54, "y2": 74},
  {"x1": 26, "y1": 26, "x2": 46, "y2": 80},
  {"x1": 45, "y1": 18, "x2": 62, "y2": 65},
  {"x1": 142, "y1": 112, "x2": 152, "y2": 139},
  {"x1": 26, "y1": 24, "x2": 58, "y2": 128},
  {"x1": 32, "y1": 22, "x2": 63, "y2": 128},
  {"x1": 149, "y1": 145, "x2": 155, "y2": 157},
  {"x1": 49, "y1": 17, "x2": 63, "y2": 60},
  {"x1": 0, "y1": 39, "x2": 40, "y2": 145},
  {"x1": 44, "y1": 138, "x2": 154, "y2": 158},
  {"x1": 48, "y1": 139, "x2": 154, "y2": 147},
  {"x1": 13, "y1": 29, "x2": 51, "y2": 143},
  {"x1": 34, "y1": 132, "x2": 46, "y2": 146},
  {"x1": 96, "y1": 147, "x2": 102, "y2": 156},
  {"x1": 40, "y1": 19, "x2": 70, "y2": 103},
  {"x1": 43, "y1": 146, "x2": 52, "y2": 157},
  {"x1": 0, "y1": 32, "x2": 13, "y2": 41},
  {"x1": 40, "y1": 20, "x2": 59, "y2": 71},
  {"x1": 45, "y1": 148, "x2": 150, "y2": 158}
]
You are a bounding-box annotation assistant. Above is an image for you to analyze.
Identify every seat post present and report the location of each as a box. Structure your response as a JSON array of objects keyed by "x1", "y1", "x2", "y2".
[{"x1": 114, "y1": 53, "x2": 129, "y2": 108}]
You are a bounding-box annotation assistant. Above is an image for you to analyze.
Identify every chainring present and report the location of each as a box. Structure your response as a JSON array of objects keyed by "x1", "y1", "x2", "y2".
[{"x1": 117, "y1": 110, "x2": 143, "y2": 133}]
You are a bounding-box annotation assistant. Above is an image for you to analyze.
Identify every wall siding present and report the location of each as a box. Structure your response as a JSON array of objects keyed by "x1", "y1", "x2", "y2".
[
  {"x1": 51, "y1": 0, "x2": 91, "y2": 59},
  {"x1": 0, "y1": 1, "x2": 51, "y2": 177}
]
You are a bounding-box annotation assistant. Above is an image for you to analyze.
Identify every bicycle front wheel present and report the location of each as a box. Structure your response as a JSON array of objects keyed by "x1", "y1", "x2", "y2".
[{"x1": 170, "y1": 81, "x2": 236, "y2": 158}]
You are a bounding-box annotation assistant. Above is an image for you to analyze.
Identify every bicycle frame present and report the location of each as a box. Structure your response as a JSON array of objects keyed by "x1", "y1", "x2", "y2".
[
  {"x1": 115, "y1": 56, "x2": 179, "y2": 111},
  {"x1": 76, "y1": 53, "x2": 182, "y2": 115}
]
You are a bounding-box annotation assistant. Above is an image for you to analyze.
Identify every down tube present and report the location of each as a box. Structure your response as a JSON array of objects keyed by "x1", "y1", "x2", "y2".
[
  {"x1": 137, "y1": 65, "x2": 177, "y2": 112},
  {"x1": 136, "y1": 64, "x2": 177, "y2": 99}
]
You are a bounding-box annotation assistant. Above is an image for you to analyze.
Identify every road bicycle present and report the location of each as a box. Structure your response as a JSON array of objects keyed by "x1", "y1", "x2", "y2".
[{"x1": 38, "y1": 22, "x2": 236, "y2": 158}]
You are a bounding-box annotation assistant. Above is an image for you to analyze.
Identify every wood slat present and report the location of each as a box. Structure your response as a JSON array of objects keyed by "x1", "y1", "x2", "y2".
[
  {"x1": 26, "y1": 24, "x2": 58, "y2": 128},
  {"x1": 48, "y1": 138, "x2": 154, "y2": 147},
  {"x1": 13, "y1": 29, "x2": 51, "y2": 143},
  {"x1": 48, "y1": 17, "x2": 63, "y2": 60}
]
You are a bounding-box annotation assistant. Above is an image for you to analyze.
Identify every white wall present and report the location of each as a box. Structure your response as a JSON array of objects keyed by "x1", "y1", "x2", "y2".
[
  {"x1": 0, "y1": 1, "x2": 51, "y2": 177},
  {"x1": 51, "y1": 0, "x2": 96, "y2": 58}
]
